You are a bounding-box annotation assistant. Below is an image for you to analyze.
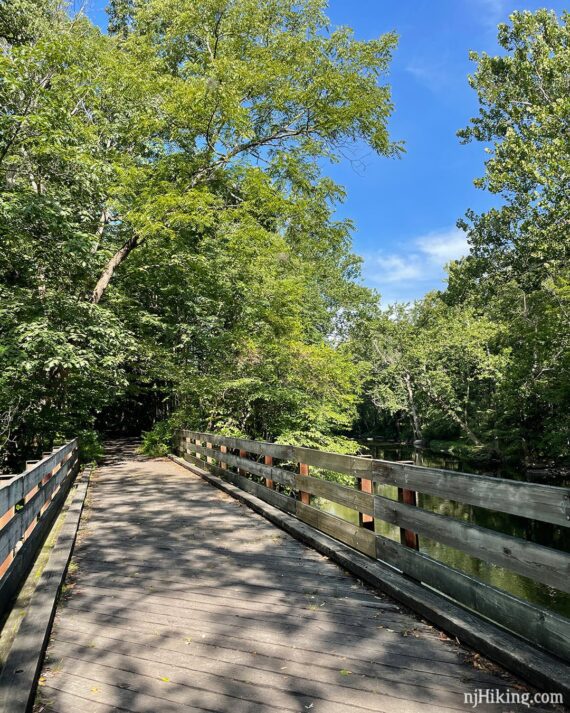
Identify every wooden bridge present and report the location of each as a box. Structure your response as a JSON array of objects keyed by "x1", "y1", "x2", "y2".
[{"x1": 0, "y1": 433, "x2": 569, "y2": 712}]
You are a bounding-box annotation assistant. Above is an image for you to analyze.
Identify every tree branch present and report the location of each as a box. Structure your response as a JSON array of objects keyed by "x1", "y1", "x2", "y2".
[
  {"x1": 90, "y1": 113, "x2": 313, "y2": 303},
  {"x1": 90, "y1": 233, "x2": 141, "y2": 304}
]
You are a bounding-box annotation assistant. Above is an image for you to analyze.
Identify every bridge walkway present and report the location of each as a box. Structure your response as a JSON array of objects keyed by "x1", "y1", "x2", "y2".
[{"x1": 36, "y1": 443, "x2": 540, "y2": 713}]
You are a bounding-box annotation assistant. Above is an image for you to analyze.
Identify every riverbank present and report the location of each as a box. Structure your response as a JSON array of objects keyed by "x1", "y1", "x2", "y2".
[{"x1": 359, "y1": 438, "x2": 569, "y2": 487}]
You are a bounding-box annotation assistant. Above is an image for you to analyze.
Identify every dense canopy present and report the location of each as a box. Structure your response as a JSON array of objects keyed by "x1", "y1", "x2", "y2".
[{"x1": 0, "y1": 2, "x2": 568, "y2": 472}]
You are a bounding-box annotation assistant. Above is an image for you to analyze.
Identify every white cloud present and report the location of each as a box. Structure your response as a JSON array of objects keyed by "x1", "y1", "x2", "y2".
[
  {"x1": 405, "y1": 59, "x2": 450, "y2": 93},
  {"x1": 416, "y1": 227, "x2": 469, "y2": 264},
  {"x1": 370, "y1": 254, "x2": 423, "y2": 284},
  {"x1": 361, "y1": 227, "x2": 469, "y2": 305}
]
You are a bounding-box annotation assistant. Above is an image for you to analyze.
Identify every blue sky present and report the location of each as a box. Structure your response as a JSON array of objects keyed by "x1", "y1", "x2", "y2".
[{"x1": 84, "y1": 0, "x2": 566, "y2": 303}]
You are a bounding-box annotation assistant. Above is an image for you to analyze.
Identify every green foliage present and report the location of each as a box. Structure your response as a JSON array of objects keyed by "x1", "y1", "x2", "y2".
[
  {"x1": 77, "y1": 429, "x2": 104, "y2": 464},
  {"x1": 4, "y1": 1, "x2": 565, "y2": 471},
  {"x1": 361, "y1": 10, "x2": 570, "y2": 465},
  {"x1": 452, "y1": 9, "x2": 570, "y2": 461},
  {"x1": 361, "y1": 299, "x2": 507, "y2": 452},
  {"x1": 457, "y1": 9, "x2": 569, "y2": 290},
  {"x1": 140, "y1": 421, "x2": 173, "y2": 458},
  {"x1": 0, "y1": 0, "x2": 397, "y2": 467}
]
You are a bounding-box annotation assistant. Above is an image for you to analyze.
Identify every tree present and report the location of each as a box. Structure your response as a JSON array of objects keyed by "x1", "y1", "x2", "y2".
[
  {"x1": 89, "y1": 0, "x2": 402, "y2": 304},
  {"x1": 458, "y1": 9, "x2": 569, "y2": 289},
  {"x1": 451, "y1": 9, "x2": 570, "y2": 461},
  {"x1": 0, "y1": 0, "x2": 400, "y2": 466},
  {"x1": 364, "y1": 299, "x2": 507, "y2": 451}
]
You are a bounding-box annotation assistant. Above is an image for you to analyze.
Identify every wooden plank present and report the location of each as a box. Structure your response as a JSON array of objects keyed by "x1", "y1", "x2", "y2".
[
  {"x1": 0, "y1": 474, "x2": 89, "y2": 713},
  {"x1": 0, "y1": 456, "x2": 78, "y2": 564},
  {"x1": 49, "y1": 622, "x2": 477, "y2": 696},
  {"x1": 373, "y1": 460, "x2": 570, "y2": 528},
  {"x1": 358, "y1": 477, "x2": 374, "y2": 529},
  {"x1": 186, "y1": 443, "x2": 295, "y2": 487},
  {"x1": 46, "y1": 446, "x2": 568, "y2": 704},
  {"x1": 0, "y1": 441, "x2": 77, "y2": 519},
  {"x1": 264, "y1": 454, "x2": 273, "y2": 489},
  {"x1": 46, "y1": 622, "x2": 492, "y2": 712},
  {"x1": 295, "y1": 474, "x2": 374, "y2": 515},
  {"x1": 296, "y1": 502, "x2": 376, "y2": 557},
  {"x1": 59, "y1": 586, "x2": 409, "y2": 643},
  {"x1": 375, "y1": 534, "x2": 570, "y2": 663},
  {"x1": 373, "y1": 495, "x2": 570, "y2": 593},
  {"x1": 197, "y1": 459, "x2": 569, "y2": 698},
  {"x1": 0, "y1": 461, "x2": 79, "y2": 620}
]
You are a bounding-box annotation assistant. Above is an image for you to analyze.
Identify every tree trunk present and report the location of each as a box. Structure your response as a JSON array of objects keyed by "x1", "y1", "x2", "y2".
[
  {"x1": 91, "y1": 234, "x2": 140, "y2": 304},
  {"x1": 425, "y1": 384, "x2": 483, "y2": 447},
  {"x1": 404, "y1": 373, "x2": 423, "y2": 442}
]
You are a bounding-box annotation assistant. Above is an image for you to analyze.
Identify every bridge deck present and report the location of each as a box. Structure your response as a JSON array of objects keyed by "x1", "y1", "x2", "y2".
[{"x1": 37, "y1": 443, "x2": 537, "y2": 713}]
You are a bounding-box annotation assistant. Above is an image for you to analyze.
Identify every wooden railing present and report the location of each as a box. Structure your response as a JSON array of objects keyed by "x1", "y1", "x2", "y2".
[
  {"x1": 0, "y1": 440, "x2": 79, "y2": 616},
  {"x1": 177, "y1": 430, "x2": 570, "y2": 664}
]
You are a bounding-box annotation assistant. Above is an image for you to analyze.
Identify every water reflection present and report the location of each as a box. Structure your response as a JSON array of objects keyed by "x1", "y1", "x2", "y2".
[{"x1": 311, "y1": 443, "x2": 570, "y2": 618}]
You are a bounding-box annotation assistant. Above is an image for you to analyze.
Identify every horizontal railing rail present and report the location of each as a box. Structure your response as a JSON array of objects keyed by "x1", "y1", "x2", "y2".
[
  {"x1": 176, "y1": 429, "x2": 570, "y2": 664},
  {"x1": 0, "y1": 440, "x2": 80, "y2": 617}
]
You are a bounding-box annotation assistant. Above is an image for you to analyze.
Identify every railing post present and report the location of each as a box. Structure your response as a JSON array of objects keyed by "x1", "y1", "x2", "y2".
[
  {"x1": 239, "y1": 449, "x2": 247, "y2": 476},
  {"x1": 206, "y1": 442, "x2": 213, "y2": 464},
  {"x1": 358, "y1": 477, "x2": 375, "y2": 531},
  {"x1": 38, "y1": 451, "x2": 52, "y2": 516},
  {"x1": 220, "y1": 444, "x2": 227, "y2": 469},
  {"x1": 195, "y1": 438, "x2": 202, "y2": 461},
  {"x1": 398, "y1": 487, "x2": 419, "y2": 550},
  {"x1": 264, "y1": 455, "x2": 273, "y2": 489},
  {"x1": 299, "y1": 462, "x2": 310, "y2": 505}
]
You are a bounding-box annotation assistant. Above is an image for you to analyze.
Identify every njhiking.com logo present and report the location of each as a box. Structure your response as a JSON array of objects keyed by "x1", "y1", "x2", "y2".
[{"x1": 464, "y1": 689, "x2": 564, "y2": 708}]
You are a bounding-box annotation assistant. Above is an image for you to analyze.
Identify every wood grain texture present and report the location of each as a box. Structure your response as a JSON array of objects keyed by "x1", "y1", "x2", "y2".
[
  {"x1": 187, "y1": 443, "x2": 296, "y2": 487},
  {"x1": 296, "y1": 474, "x2": 374, "y2": 515},
  {"x1": 0, "y1": 456, "x2": 78, "y2": 564},
  {"x1": 181, "y1": 432, "x2": 570, "y2": 655},
  {"x1": 373, "y1": 495, "x2": 570, "y2": 593},
  {"x1": 174, "y1": 455, "x2": 570, "y2": 701},
  {"x1": 35, "y1": 441, "x2": 542, "y2": 713},
  {"x1": 375, "y1": 534, "x2": 570, "y2": 663},
  {"x1": 373, "y1": 460, "x2": 570, "y2": 528},
  {"x1": 0, "y1": 441, "x2": 77, "y2": 519},
  {"x1": 0, "y1": 460, "x2": 79, "y2": 621},
  {"x1": 181, "y1": 429, "x2": 570, "y2": 527},
  {"x1": 182, "y1": 430, "x2": 372, "y2": 476},
  {"x1": 0, "y1": 473, "x2": 88, "y2": 713}
]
